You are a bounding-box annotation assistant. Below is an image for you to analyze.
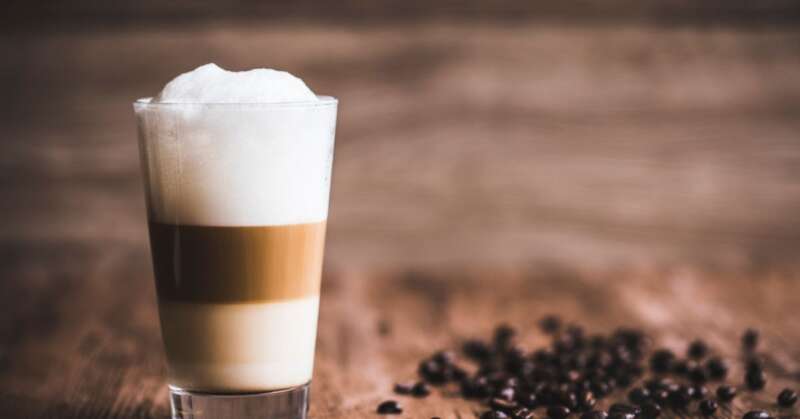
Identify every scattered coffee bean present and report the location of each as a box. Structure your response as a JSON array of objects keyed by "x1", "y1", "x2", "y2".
[
  {"x1": 517, "y1": 392, "x2": 539, "y2": 409},
  {"x1": 650, "y1": 350, "x2": 675, "y2": 374},
  {"x1": 577, "y1": 391, "x2": 596, "y2": 411},
  {"x1": 608, "y1": 413, "x2": 635, "y2": 419},
  {"x1": 777, "y1": 388, "x2": 798, "y2": 407},
  {"x1": 650, "y1": 389, "x2": 669, "y2": 404},
  {"x1": 668, "y1": 385, "x2": 693, "y2": 409},
  {"x1": 742, "y1": 329, "x2": 759, "y2": 352},
  {"x1": 581, "y1": 411, "x2": 608, "y2": 419},
  {"x1": 745, "y1": 369, "x2": 767, "y2": 390},
  {"x1": 689, "y1": 366, "x2": 708, "y2": 384},
  {"x1": 706, "y1": 357, "x2": 728, "y2": 380},
  {"x1": 640, "y1": 401, "x2": 661, "y2": 419},
  {"x1": 540, "y1": 315, "x2": 562, "y2": 334},
  {"x1": 411, "y1": 381, "x2": 430, "y2": 397},
  {"x1": 418, "y1": 359, "x2": 447, "y2": 384},
  {"x1": 496, "y1": 387, "x2": 515, "y2": 401},
  {"x1": 512, "y1": 407, "x2": 534, "y2": 419},
  {"x1": 628, "y1": 387, "x2": 650, "y2": 405},
  {"x1": 688, "y1": 340, "x2": 709, "y2": 359},
  {"x1": 491, "y1": 397, "x2": 519, "y2": 413},
  {"x1": 482, "y1": 410, "x2": 510, "y2": 419},
  {"x1": 393, "y1": 382, "x2": 413, "y2": 395},
  {"x1": 699, "y1": 399, "x2": 718, "y2": 416},
  {"x1": 609, "y1": 403, "x2": 639, "y2": 416},
  {"x1": 692, "y1": 385, "x2": 709, "y2": 400},
  {"x1": 463, "y1": 339, "x2": 492, "y2": 361},
  {"x1": 742, "y1": 410, "x2": 771, "y2": 419},
  {"x1": 547, "y1": 405, "x2": 571, "y2": 419},
  {"x1": 716, "y1": 385, "x2": 737, "y2": 402},
  {"x1": 376, "y1": 400, "x2": 402, "y2": 414},
  {"x1": 672, "y1": 359, "x2": 693, "y2": 376},
  {"x1": 494, "y1": 324, "x2": 516, "y2": 349}
]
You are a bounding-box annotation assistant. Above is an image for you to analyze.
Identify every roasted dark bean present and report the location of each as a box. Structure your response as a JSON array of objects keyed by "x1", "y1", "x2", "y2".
[
  {"x1": 742, "y1": 329, "x2": 759, "y2": 352},
  {"x1": 628, "y1": 387, "x2": 650, "y2": 405},
  {"x1": 547, "y1": 405, "x2": 571, "y2": 419},
  {"x1": 376, "y1": 400, "x2": 402, "y2": 414},
  {"x1": 706, "y1": 357, "x2": 728, "y2": 380},
  {"x1": 393, "y1": 382, "x2": 413, "y2": 395},
  {"x1": 777, "y1": 388, "x2": 798, "y2": 407},
  {"x1": 411, "y1": 381, "x2": 430, "y2": 397},
  {"x1": 742, "y1": 410, "x2": 771, "y2": 419},
  {"x1": 716, "y1": 385, "x2": 737, "y2": 402},
  {"x1": 745, "y1": 369, "x2": 767, "y2": 390},
  {"x1": 580, "y1": 411, "x2": 608, "y2": 419},
  {"x1": 482, "y1": 410, "x2": 510, "y2": 419},
  {"x1": 640, "y1": 402, "x2": 661, "y2": 419},
  {"x1": 699, "y1": 399, "x2": 718, "y2": 416}
]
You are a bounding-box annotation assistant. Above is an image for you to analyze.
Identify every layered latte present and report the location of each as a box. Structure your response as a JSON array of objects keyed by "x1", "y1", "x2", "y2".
[{"x1": 135, "y1": 64, "x2": 337, "y2": 393}]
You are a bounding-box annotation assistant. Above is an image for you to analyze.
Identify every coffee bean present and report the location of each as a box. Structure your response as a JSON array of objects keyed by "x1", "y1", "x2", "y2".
[
  {"x1": 547, "y1": 405, "x2": 571, "y2": 419},
  {"x1": 699, "y1": 399, "x2": 718, "y2": 416},
  {"x1": 745, "y1": 369, "x2": 767, "y2": 390},
  {"x1": 418, "y1": 359, "x2": 447, "y2": 384},
  {"x1": 433, "y1": 350, "x2": 456, "y2": 365},
  {"x1": 777, "y1": 388, "x2": 798, "y2": 407},
  {"x1": 650, "y1": 389, "x2": 669, "y2": 404},
  {"x1": 540, "y1": 315, "x2": 562, "y2": 334},
  {"x1": 376, "y1": 400, "x2": 402, "y2": 414},
  {"x1": 463, "y1": 339, "x2": 492, "y2": 361},
  {"x1": 706, "y1": 357, "x2": 728, "y2": 380},
  {"x1": 668, "y1": 386, "x2": 693, "y2": 409},
  {"x1": 688, "y1": 340, "x2": 709, "y2": 359},
  {"x1": 609, "y1": 403, "x2": 639, "y2": 416},
  {"x1": 608, "y1": 413, "x2": 635, "y2": 419},
  {"x1": 746, "y1": 358, "x2": 763, "y2": 375},
  {"x1": 628, "y1": 387, "x2": 650, "y2": 405},
  {"x1": 411, "y1": 381, "x2": 430, "y2": 397},
  {"x1": 512, "y1": 407, "x2": 535, "y2": 419},
  {"x1": 491, "y1": 396, "x2": 519, "y2": 412},
  {"x1": 494, "y1": 324, "x2": 516, "y2": 349},
  {"x1": 580, "y1": 411, "x2": 608, "y2": 419},
  {"x1": 716, "y1": 385, "x2": 737, "y2": 402},
  {"x1": 590, "y1": 381, "x2": 610, "y2": 398},
  {"x1": 742, "y1": 410, "x2": 771, "y2": 419},
  {"x1": 393, "y1": 382, "x2": 413, "y2": 395},
  {"x1": 640, "y1": 402, "x2": 661, "y2": 419},
  {"x1": 649, "y1": 349, "x2": 675, "y2": 374},
  {"x1": 690, "y1": 366, "x2": 708, "y2": 384},
  {"x1": 576, "y1": 391, "x2": 596, "y2": 411},
  {"x1": 517, "y1": 392, "x2": 539, "y2": 409},
  {"x1": 496, "y1": 387, "x2": 515, "y2": 401},
  {"x1": 672, "y1": 359, "x2": 694, "y2": 376},
  {"x1": 482, "y1": 410, "x2": 510, "y2": 419},
  {"x1": 742, "y1": 329, "x2": 759, "y2": 352},
  {"x1": 692, "y1": 385, "x2": 709, "y2": 400}
]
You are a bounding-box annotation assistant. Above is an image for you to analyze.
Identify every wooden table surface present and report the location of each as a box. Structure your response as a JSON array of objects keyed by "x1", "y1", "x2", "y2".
[
  {"x1": 2, "y1": 20, "x2": 800, "y2": 419},
  {"x1": 0, "y1": 242, "x2": 798, "y2": 418}
]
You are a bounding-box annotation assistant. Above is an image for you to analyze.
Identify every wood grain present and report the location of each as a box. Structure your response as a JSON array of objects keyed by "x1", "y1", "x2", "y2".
[{"x1": 0, "y1": 243, "x2": 798, "y2": 418}]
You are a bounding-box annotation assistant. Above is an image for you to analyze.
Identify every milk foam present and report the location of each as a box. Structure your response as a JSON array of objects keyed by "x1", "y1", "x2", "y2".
[
  {"x1": 136, "y1": 64, "x2": 336, "y2": 226},
  {"x1": 154, "y1": 63, "x2": 318, "y2": 103}
]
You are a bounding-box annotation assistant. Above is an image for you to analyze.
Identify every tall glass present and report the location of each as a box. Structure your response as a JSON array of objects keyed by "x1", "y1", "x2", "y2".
[{"x1": 134, "y1": 97, "x2": 337, "y2": 419}]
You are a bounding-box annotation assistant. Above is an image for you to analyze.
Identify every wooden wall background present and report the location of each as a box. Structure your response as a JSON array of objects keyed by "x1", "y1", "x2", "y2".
[{"x1": 1, "y1": 2, "x2": 800, "y2": 274}]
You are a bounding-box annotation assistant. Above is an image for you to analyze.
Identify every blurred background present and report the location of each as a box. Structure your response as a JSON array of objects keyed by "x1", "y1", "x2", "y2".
[{"x1": 2, "y1": 0, "x2": 800, "y2": 275}]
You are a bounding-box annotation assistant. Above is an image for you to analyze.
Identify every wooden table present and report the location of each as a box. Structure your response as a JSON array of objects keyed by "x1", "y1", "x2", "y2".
[{"x1": 1, "y1": 242, "x2": 798, "y2": 418}]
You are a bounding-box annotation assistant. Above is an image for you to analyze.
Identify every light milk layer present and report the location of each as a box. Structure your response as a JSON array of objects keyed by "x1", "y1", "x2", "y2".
[
  {"x1": 135, "y1": 99, "x2": 337, "y2": 226},
  {"x1": 159, "y1": 296, "x2": 320, "y2": 392}
]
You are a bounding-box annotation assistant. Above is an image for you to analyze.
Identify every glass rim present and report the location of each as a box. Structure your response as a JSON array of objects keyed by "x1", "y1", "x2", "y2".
[{"x1": 134, "y1": 95, "x2": 337, "y2": 109}]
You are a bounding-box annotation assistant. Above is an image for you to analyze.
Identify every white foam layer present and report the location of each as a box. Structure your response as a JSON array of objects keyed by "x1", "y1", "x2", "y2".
[
  {"x1": 159, "y1": 296, "x2": 319, "y2": 392},
  {"x1": 136, "y1": 66, "x2": 336, "y2": 226},
  {"x1": 154, "y1": 63, "x2": 318, "y2": 104}
]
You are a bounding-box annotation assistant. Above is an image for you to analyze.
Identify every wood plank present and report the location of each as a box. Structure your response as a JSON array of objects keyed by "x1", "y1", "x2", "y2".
[{"x1": 0, "y1": 242, "x2": 797, "y2": 418}]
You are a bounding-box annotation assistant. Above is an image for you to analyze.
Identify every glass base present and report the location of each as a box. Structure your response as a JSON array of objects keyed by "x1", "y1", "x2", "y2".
[{"x1": 169, "y1": 383, "x2": 310, "y2": 419}]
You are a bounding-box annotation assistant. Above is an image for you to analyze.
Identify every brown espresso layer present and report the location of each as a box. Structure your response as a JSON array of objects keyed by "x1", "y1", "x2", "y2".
[{"x1": 148, "y1": 221, "x2": 326, "y2": 303}]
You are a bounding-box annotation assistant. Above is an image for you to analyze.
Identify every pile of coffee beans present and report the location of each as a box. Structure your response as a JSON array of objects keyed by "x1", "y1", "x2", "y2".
[{"x1": 376, "y1": 317, "x2": 798, "y2": 419}]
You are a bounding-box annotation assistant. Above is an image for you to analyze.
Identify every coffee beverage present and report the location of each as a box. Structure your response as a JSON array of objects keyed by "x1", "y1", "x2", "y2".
[
  {"x1": 150, "y1": 221, "x2": 326, "y2": 392},
  {"x1": 135, "y1": 64, "x2": 337, "y2": 394}
]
